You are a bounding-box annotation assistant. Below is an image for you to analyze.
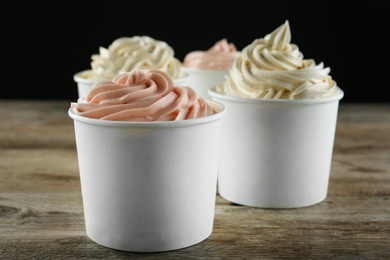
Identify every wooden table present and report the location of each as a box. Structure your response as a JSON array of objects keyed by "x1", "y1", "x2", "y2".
[{"x1": 1, "y1": 100, "x2": 389, "y2": 259}]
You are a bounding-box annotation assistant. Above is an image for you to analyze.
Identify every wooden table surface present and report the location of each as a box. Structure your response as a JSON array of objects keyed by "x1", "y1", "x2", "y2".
[{"x1": 0, "y1": 100, "x2": 389, "y2": 259}]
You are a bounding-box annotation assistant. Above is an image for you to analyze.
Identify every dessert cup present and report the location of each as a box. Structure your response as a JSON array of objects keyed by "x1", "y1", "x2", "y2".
[
  {"x1": 209, "y1": 87, "x2": 344, "y2": 209},
  {"x1": 181, "y1": 67, "x2": 229, "y2": 100},
  {"x1": 68, "y1": 101, "x2": 225, "y2": 252},
  {"x1": 73, "y1": 70, "x2": 96, "y2": 99},
  {"x1": 74, "y1": 69, "x2": 189, "y2": 99}
]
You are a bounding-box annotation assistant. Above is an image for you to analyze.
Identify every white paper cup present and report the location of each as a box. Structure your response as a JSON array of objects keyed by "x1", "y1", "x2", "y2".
[
  {"x1": 68, "y1": 101, "x2": 225, "y2": 252},
  {"x1": 74, "y1": 70, "x2": 190, "y2": 99},
  {"x1": 73, "y1": 70, "x2": 96, "y2": 99},
  {"x1": 209, "y1": 87, "x2": 344, "y2": 209},
  {"x1": 182, "y1": 67, "x2": 229, "y2": 100}
]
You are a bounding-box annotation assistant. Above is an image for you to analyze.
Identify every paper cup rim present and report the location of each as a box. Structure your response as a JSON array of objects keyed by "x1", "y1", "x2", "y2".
[
  {"x1": 208, "y1": 86, "x2": 344, "y2": 105},
  {"x1": 75, "y1": 69, "x2": 189, "y2": 83},
  {"x1": 68, "y1": 100, "x2": 226, "y2": 128},
  {"x1": 73, "y1": 70, "x2": 97, "y2": 84}
]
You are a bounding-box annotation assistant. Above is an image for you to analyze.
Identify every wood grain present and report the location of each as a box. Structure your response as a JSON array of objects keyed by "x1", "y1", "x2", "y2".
[{"x1": 0, "y1": 100, "x2": 389, "y2": 259}]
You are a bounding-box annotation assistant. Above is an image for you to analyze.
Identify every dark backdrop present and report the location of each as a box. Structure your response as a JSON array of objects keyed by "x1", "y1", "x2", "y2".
[{"x1": 2, "y1": 0, "x2": 388, "y2": 103}]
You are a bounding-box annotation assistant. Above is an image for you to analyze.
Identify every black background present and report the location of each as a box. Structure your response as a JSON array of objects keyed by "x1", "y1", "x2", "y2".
[{"x1": 2, "y1": 0, "x2": 388, "y2": 103}]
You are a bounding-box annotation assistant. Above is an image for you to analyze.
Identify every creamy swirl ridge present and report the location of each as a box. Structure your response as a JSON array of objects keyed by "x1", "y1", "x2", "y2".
[
  {"x1": 71, "y1": 69, "x2": 214, "y2": 122},
  {"x1": 216, "y1": 21, "x2": 342, "y2": 99},
  {"x1": 89, "y1": 36, "x2": 185, "y2": 81},
  {"x1": 183, "y1": 39, "x2": 240, "y2": 70}
]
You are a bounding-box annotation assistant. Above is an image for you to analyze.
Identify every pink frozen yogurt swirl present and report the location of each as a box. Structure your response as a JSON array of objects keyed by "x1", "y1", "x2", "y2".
[
  {"x1": 71, "y1": 69, "x2": 215, "y2": 122},
  {"x1": 182, "y1": 39, "x2": 240, "y2": 70}
]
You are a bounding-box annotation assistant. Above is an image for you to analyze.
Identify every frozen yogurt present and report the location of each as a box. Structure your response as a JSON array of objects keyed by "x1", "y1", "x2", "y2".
[
  {"x1": 209, "y1": 20, "x2": 344, "y2": 208},
  {"x1": 182, "y1": 38, "x2": 240, "y2": 70},
  {"x1": 71, "y1": 69, "x2": 215, "y2": 122},
  {"x1": 215, "y1": 20, "x2": 342, "y2": 99},
  {"x1": 86, "y1": 36, "x2": 185, "y2": 81}
]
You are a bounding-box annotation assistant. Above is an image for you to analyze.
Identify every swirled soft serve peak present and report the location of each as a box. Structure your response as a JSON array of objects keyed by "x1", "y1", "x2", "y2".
[
  {"x1": 215, "y1": 20, "x2": 342, "y2": 99},
  {"x1": 71, "y1": 69, "x2": 215, "y2": 122}
]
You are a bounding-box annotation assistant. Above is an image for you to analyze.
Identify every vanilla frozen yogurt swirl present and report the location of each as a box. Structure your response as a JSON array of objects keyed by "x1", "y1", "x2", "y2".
[
  {"x1": 183, "y1": 38, "x2": 240, "y2": 70},
  {"x1": 71, "y1": 69, "x2": 214, "y2": 122},
  {"x1": 216, "y1": 21, "x2": 342, "y2": 99},
  {"x1": 88, "y1": 36, "x2": 185, "y2": 81}
]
